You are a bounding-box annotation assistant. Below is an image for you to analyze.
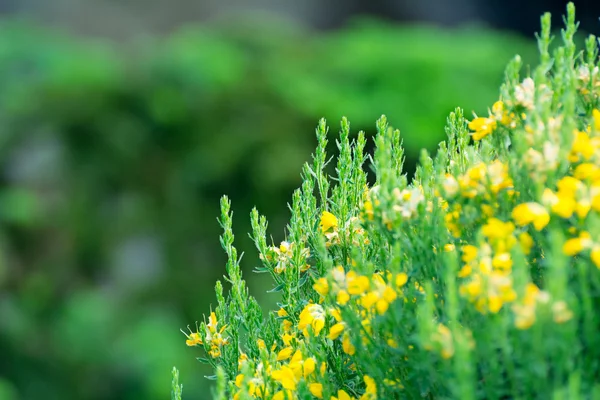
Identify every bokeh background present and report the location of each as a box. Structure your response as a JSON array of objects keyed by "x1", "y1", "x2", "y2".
[{"x1": 0, "y1": 1, "x2": 597, "y2": 399}]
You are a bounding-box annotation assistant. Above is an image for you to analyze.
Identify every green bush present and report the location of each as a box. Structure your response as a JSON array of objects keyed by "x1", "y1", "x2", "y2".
[
  {"x1": 0, "y1": 16, "x2": 536, "y2": 400},
  {"x1": 180, "y1": 4, "x2": 600, "y2": 400}
]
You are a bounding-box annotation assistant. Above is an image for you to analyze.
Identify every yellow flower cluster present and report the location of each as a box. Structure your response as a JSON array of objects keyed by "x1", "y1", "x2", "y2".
[
  {"x1": 320, "y1": 210, "x2": 369, "y2": 247},
  {"x1": 263, "y1": 240, "x2": 311, "y2": 274},
  {"x1": 468, "y1": 101, "x2": 513, "y2": 140},
  {"x1": 314, "y1": 264, "x2": 408, "y2": 316},
  {"x1": 183, "y1": 312, "x2": 229, "y2": 358},
  {"x1": 453, "y1": 109, "x2": 600, "y2": 329}
]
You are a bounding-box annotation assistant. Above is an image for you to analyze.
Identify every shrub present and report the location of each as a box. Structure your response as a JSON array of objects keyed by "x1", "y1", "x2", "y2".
[
  {"x1": 180, "y1": 4, "x2": 600, "y2": 399},
  {"x1": 0, "y1": 17, "x2": 536, "y2": 400}
]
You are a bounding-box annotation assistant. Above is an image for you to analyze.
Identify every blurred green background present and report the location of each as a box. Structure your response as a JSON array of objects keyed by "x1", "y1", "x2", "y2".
[{"x1": 0, "y1": 13, "x2": 538, "y2": 400}]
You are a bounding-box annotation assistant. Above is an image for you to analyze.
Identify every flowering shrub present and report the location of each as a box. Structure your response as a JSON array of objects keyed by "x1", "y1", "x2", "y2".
[{"x1": 179, "y1": 4, "x2": 600, "y2": 399}]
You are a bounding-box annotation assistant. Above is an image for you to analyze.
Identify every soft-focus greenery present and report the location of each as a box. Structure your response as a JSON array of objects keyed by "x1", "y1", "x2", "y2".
[
  {"x1": 0, "y1": 16, "x2": 536, "y2": 400},
  {"x1": 182, "y1": 4, "x2": 600, "y2": 399}
]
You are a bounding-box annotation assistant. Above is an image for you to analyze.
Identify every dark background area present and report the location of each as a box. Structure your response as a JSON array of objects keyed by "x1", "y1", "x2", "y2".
[
  {"x1": 2, "y1": 0, "x2": 599, "y2": 37},
  {"x1": 0, "y1": 1, "x2": 597, "y2": 399}
]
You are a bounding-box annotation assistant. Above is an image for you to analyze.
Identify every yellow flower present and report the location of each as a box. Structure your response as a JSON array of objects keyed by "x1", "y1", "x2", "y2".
[
  {"x1": 320, "y1": 211, "x2": 338, "y2": 233},
  {"x1": 281, "y1": 332, "x2": 294, "y2": 346},
  {"x1": 469, "y1": 116, "x2": 497, "y2": 140},
  {"x1": 207, "y1": 312, "x2": 219, "y2": 333},
  {"x1": 570, "y1": 130, "x2": 595, "y2": 161},
  {"x1": 443, "y1": 243, "x2": 456, "y2": 252},
  {"x1": 276, "y1": 346, "x2": 293, "y2": 361},
  {"x1": 314, "y1": 277, "x2": 330, "y2": 296},
  {"x1": 303, "y1": 357, "x2": 316, "y2": 377},
  {"x1": 360, "y1": 375, "x2": 377, "y2": 400},
  {"x1": 282, "y1": 320, "x2": 293, "y2": 332},
  {"x1": 591, "y1": 246, "x2": 600, "y2": 268},
  {"x1": 336, "y1": 290, "x2": 350, "y2": 305},
  {"x1": 492, "y1": 253, "x2": 512, "y2": 271},
  {"x1": 482, "y1": 218, "x2": 515, "y2": 240},
  {"x1": 237, "y1": 352, "x2": 248, "y2": 370},
  {"x1": 328, "y1": 322, "x2": 345, "y2": 340},
  {"x1": 395, "y1": 273, "x2": 408, "y2": 288},
  {"x1": 277, "y1": 308, "x2": 288, "y2": 317},
  {"x1": 574, "y1": 163, "x2": 600, "y2": 181},
  {"x1": 235, "y1": 373, "x2": 244, "y2": 388},
  {"x1": 342, "y1": 333, "x2": 355, "y2": 355},
  {"x1": 512, "y1": 202, "x2": 550, "y2": 231},
  {"x1": 461, "y1": 245, "x2": 478, "y2": 263},
  {"x1": 288, "y1": 350, "x2": 314, "y2": 379},
  {"x1": 488, "y1": 294, "x2": 503, "y2": 313},
  {"x1": 298, "y1": 304, "x2": 325, "y2": 336},
  {"x1": 492, "y1": 100, "x2": 511, "y2": 125},
  {"x1": 346, "y1": 272, "x2": 370, "y2": 295},
  {"x1": 257, "y1": 338, "x2": 266, "y2": 350},
  {"x1": 457, "y1": 264, "x2": 473, "y2": 278},
  {"x1": 332, "y1": 389, "x2": 353, "y2": 400},
  {"x1": 329, "y1": 307, "x2": 342, "y2": 322},
  {"x1": 563, "y1": 232, "x2": 592, "y2": 256},
  {"x1": 363, "y1": 200, "x2": 374, "y2": 221},
  {"x1": 185, "y1": 331, "x2": 202, "y2": 347},
  {"x1": 518, "y1": 232, "x2": 534, "y2": 255},
  {"x1": 310, "y1": 383, "x2": 324, "y2": 399},
  {"x1": 271, "y1": 365, "x2": 297, "y2": 390},
  {"x1": 593, "y1": 109, "x2": 600, "y2": 132}
]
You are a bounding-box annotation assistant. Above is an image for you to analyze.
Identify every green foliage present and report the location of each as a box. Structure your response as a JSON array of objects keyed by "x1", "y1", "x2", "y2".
[
  {"x1": 181, "y1": 4, "x2": 600, "y2": 399},
  {"x1": 172, "y1": 367, "x2": 183, "y2": 400},
  {"x1": 0, "y1": 16, "x2": 536, "y2": 400}
]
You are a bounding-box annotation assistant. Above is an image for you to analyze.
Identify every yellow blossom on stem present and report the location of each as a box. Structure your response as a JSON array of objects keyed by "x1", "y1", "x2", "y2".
[
  {"x1": 276, "y1": 346, "x2": 293, "y2": 361},
  {"x1": 363, "y1": 200, "x2": 374, "y2": 221},
  {"x1": 563, "y1": 231, "x2": 592, "y2": 256},
  {"x1": 482, "y1": 218, "x2": 515, "y2": 240},
  {"x1": 320, "y1": 211, "x2": 338, "y2": 233},
  {"x1": 512, "y1": 202, "x2": 550, "y2": 231},
  {"x1": 342, "y1": 332, "x2": 356, "y2": 355},
  {"x1": 298, "y1": 303, "x2": 326, "y2": 336},
  {"x1": 360, "y1": 375, "x2": 377, "y2": 400},
  {"x1": 492, "y1": 100, "x2": 511, "y2": 124},
  {"x1": 574, "y1": 163, "x2": 600, "y2": 181},
  {"x1": 310, "y1": 383, "x2": 324, "y2": 399},
  {"x1": 569, "y1": 130, "x2": 595, "y2": 161},
  {"x1": 272, "y1": 390, "x2": 294, "y2": 400},
  {"x1": 591, "y1": 246, "x2": 600, "y2": 268},
  {"x1": 184, "y1": 331, "x2": 202, "y2": 347},
  {"x1": 271, "y1": 365, "x2": 297, "y2": 390},
  {"x1": 461, "y1": 245, "x2": 478, "y2": 263},
  {"x1": 395, "y1": 273, "x2": 408, "y2": 289},
  {"x1": 443, "y1": 243, "x2": 456, "y2": 252},
  {"x1": 332, "y1": 389, "x2": 354, "y2": 400},
  {"x1": 328, "y1": 322, "x2": 346, "y2": 340},
  {"x1": 277, "y1": 307, "x2": 288, "y2": 317},
  {"x1": 346, "y1": 272, "x2": 371, "y2": 295},
  {"x1": 469, "y1": 116, "x2": 497, "y2": 140},
  {"x1": 314, "y1": 277, "x2": 330, "y2": 296},
  {"x1": 593, "y1": 109, "x2": 600, "y2": 132},
  {"x1": 518, "y1": 232, "x2": 534, "y2": 255}
]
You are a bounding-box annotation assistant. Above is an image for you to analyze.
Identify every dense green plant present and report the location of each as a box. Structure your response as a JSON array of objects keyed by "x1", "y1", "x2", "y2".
[
  {"x1": 180, "y1": 4, "x2": 600, "y2": 399},
  {"x1": 0, "y1": 16, "x2": 536, "y2": 400}
]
